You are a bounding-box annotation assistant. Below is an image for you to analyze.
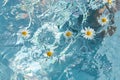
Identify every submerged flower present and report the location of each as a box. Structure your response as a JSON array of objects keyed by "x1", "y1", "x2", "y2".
[
  {"x1": 16, "y1": 28, "x2": 30, "y2": 44},
  {"x1": 64, "y1": 31, "x2": 73, "y2": 38},
  {"x1": 107, "y1": 0, "x2": 112, "y2": 4},
  {"x1": 98, "y1": 15, "x2": 109, "y2": 26},
  {"x1": 20, "y1": 29, "x2": 30, "y2": 38},
  {"x1": 103, "y1": 0, "x2": 115, "y2": 8},
  {"x1": 81, "y1": 27, "x2": 96, "y2": 40},
  {"x1": 46, "y1": 51, "x2": 53, "y2": 57}
]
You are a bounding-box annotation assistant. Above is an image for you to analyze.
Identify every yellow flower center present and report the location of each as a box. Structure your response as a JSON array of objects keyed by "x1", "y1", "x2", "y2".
[
  {"x1": 107, "y1": 0, "x2": 112, "y2": 4},
  {"x1": 101, "y1": 18, "x2": 107, "y2": 23},
  {"x1": 21, "y1": 31, "x2": 28, "y2": 36},
  {"x1": 46, "y1": 51, "x2": 53, "y2": 57},
  {"x1": 86, "y1": 31, "x2": 92, "y2": 36},
  {"x1": 65, "y1": 31, "x2": 72, "y2": 37}
]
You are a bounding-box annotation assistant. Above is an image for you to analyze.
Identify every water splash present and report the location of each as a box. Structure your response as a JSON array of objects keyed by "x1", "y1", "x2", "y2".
[{"x1": 0, "y1": 0, "x2": 120, "y2": 80}]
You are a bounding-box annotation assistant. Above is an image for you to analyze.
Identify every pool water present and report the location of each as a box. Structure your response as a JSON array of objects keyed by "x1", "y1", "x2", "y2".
[{"x1": 0, "y1": 0, "x2": 120, "y2": 80}]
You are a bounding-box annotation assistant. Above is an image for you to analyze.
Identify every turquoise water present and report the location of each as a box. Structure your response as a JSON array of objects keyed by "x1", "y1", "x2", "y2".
[{"x1": 0, "y1": 0, "x2": 120, "y2": 80}]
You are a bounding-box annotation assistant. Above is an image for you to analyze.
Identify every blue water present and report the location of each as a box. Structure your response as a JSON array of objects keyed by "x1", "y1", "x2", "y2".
[{"x1": 0, "y1": 0, "x2": 120, "y2": 80}]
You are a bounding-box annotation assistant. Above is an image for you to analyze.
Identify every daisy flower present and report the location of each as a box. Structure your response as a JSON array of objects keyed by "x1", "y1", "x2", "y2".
[
  {"x1": 98, "y1": 15, "x2": 109, "y2": 26},
  {"x1": 16, "y1": 28, "x2": 30, "y2": 44},
  {"x1": 81, "y1": 27, "x2": 96, "y2": 40},
  {"x1": 64, "y1": 30, "x2": 73, "y2": 38},
  {"x1": 19, "y1": 29, "x2": 30, "y2": 38},
  {"x1": 46, "y1": 51, "x2": 53, "y2": 57},
  {"x1": 44, "y1": 50, "x2": 54, "y2": 57},
  {"x1": 103, "y1": 0, "x2": 115, "y2": 8}
]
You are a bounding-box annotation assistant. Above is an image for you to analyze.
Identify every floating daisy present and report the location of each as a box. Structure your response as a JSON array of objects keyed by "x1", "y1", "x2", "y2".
[
  {"x1": 103, "y1": 0, "x2": 115, "y2": 8},
  {"x1": 44, "y1": 50, "x2": 54, "y2": 57},
  {"x1": 64, "y1": 30, "x2": 73, "y2": 38},
  {"x1": 81, "y1": 27, "x2": 96, "y2": 40},
  {"x1": 16, "y1": 28, "x2": 30, "y2": 44},
  {"x1": 98, "y1": 15, "x2": 109, "y2": 26},
  {"x1": 20, "y1": 29, "x2": 30, "y2": 38},
  {"x1": 107, "y1": 0, "x2": 113, "y2": 4},
  {"x1": 46, "y1": 51, "x2": 53, "y2": 57},
  {"x1": 17, "y1": 28, "x2": 30, "y2": 38}
]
